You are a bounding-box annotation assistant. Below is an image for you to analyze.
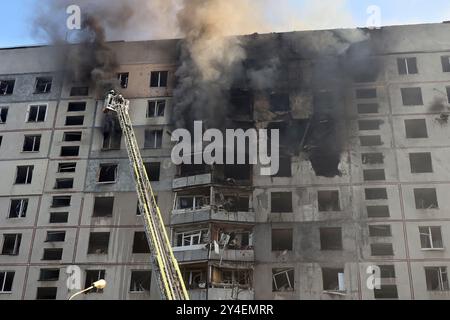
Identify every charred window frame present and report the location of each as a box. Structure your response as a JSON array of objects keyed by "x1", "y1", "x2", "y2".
[
  {"x1": 9, "y1": 198, "x2": 28, "y2": 219},
  {"x1": 401, "y1": 87, "x2": 423, "y2": 106},
  {"x1": 87, "y1": 233, "x2": 110, "y2": 254},
  {"x1": 27, "y1": 105, "x2": 47, "y2": 122},
  {"x1": 320, "y1": 228, "x2": 343, "y2": 251},
  {"x1": 271, "y1": 192, "x2": 293, "y2": 213},
  {"x1": 0, "y1": 106, "x2": 8, "y2": 123},
  {"x1": 118, "y1": 73, "x2": 129, "y2": 88},
  {"x1": 318, "y1": 191, "x2": 341, "y2": 212},
  {"x1": 144, "y1": 130, "x2": 163, "y2": 149},
  {"x1": 0, "y1": 272, "x2": 14, "y2": 293},
  {"x1": 144, "y1": 162, "x2": 161, "y2": 181},
  {"x1": 85, "y1": 270, "x2": 106, "y2": 293},
  {"x1": 67, "y1": 102, "x2": 86, "y2": 112},
  {"x1": 22, "y1": 135, "x2": 41, "y2": 152},
  {"x1": 272, "y1": 268, "x2": 294, "y2": 292},
  {"x1": 132, "y1": 232, "x2": 150, "y2": 254},
  {"x1": 0, "y1": 80, "x2": 15, "y2": 95},
  {"x1": 229, "y1": 89, "x2": 253, "y2": 117},
  {"x1": 405, "y1": 119, "x2": 428, "y2": 139},
  {"x1": 414, "y1": 188, "x2": 438, "y2": 209},
  {"x1": 34, "y1": 77, "x2": 52, "y2": 94},
  {"x1": 150, "y1": 71, "x2": 168, "y2": 88},
  {"x1": 425, "y1": 267, "x2": 449, "y2": 291},
  {"x1": 70, "y1": 87, "x2": 89, "y2": 97},
  {"x1": 15, "y1": 165, "x2": 34, "y2": 184},
  {"x1": 1, "y1": 234, "x2": 22, "y2": 255},
  {"x1": 409, "y1": 153, "x2": 433, "y2": 173},
  {"x1": 397, "y1": 57, "x2": 418, "y2": 75},
  {"x1": 130, "y1": 271, "x2": 151, "y2": 292},
  {"x1": 102, "y1": 131, "x2": 122, "y2": 150},
  {"x1": 93, "y1": 197, "x2": 114, "y2": 218},
  {"x1": 271, "y1": 229, "x2": 293, "y2": 251},
  {"x1": 58, "y1": 162, "x2": 76, "y2": 173},
  {"x1": 147, "y1": 100, "x2": 166, "y2": 118},
  {"x1": 419, "y1": 226, "x2": 443, "y2": 249},
  {"x1": 98, "y1": 164, "x2": 118, "y2": 183}
]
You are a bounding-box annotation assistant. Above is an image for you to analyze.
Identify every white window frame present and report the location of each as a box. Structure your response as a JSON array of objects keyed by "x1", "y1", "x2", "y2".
[
  {"x1": 26, "y1": 104, "x2": 48, "y2": 123},
  {"x1": 176, "y1": 196, "x2": 209, "y2": 211},
  {"x1": 0, "y1": 271, "x2": 14, "y2": 293},
  {"x1": 426, "y1": 267, "x2": 449, "y2": 291},
  {"x1": 2, "y1": 234, "x2": 21, "y2": 255},
  {"x1": 399, "y1": 57, "x2": 417, "y2": 75},
  {"x1": 9, "y1": 198, "x2": 28, "y2": 219},
  {"x1": 175, "y1": 229, "x2": 208, "y2": 248},
  {"x1": 145, "y1": 130, "x2": 163, "y2": 149},
  {"x1": 272, "y1": 269, "x2": 294, "y2": 292},
  {"x1": 420, "y1": 226, "x2": 444, "y2": 250},
  {"x1": 15, "y1": 165, "x2": 34, "y2": 185},
  {"x1": 151, "y1": 71, "x2": 168, "y2": 88},
  {"x1": 147, "y1": 100, "x2": 166, "y2": 118},
  {"x1": 23, "y1": 135, "x2": 41, "y2": 153}
]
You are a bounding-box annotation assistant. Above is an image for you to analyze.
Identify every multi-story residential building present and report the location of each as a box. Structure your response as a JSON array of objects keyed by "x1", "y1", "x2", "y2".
[{"x1": 1, "y1": 23, "x2": 450, "y2": 300}]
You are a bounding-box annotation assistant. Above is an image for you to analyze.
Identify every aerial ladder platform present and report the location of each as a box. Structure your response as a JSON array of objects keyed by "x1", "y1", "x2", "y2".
[{"x1": 103, "y1": 90, "x2": 189, "y2": 300}]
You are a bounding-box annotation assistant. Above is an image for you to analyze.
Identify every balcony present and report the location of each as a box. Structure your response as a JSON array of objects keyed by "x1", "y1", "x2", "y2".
[
  {"x1": 171, "y1": 207, "x2": 255, "y2": 225},
  {"x1": 173, "y1": 173, "x2": 212, "y2": 189},
  {"x1": 173, "y1": 245, "x2": 209, "y2": 263},
  {"x1": 208, "y1": 287, "x2": 254, "y2": 300},
  {"x1": 209, "y1": 249, "x2": 254, "y2": 262}
]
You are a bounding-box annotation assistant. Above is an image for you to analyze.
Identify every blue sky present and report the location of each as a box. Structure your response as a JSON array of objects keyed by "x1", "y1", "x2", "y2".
[{"x1": 1, "y1": 0, "x2": 450, "y2": 48}]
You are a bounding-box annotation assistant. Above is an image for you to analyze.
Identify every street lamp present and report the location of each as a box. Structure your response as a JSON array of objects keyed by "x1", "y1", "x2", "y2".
[{"x1": 68, "y1": 279, "x2": 107, "y2": 300}]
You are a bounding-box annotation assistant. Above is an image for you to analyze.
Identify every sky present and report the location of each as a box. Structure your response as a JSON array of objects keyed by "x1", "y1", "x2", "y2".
[{"x1": 1, "y1": 0, "x2": 450, "y2": 48}]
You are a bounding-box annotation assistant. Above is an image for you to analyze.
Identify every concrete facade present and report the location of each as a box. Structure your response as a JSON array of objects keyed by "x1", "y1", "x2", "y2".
[{"x1": 0, "y1": 24, "x2": 450, "y2": 300}]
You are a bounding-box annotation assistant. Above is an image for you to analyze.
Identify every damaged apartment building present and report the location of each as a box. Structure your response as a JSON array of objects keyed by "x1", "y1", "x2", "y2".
[{"x1": 1, "y1": 23, "x2": 450, "y2": 300}]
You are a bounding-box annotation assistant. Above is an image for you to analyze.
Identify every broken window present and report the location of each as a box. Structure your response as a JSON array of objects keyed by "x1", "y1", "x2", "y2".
[
  {"x1": 179, "y1": 163, "x2": 208, "y2": 177},
  {"x1": 414, "y1": 188, "x2": 438, "y2": 209},
  {"x1": 45, "y1": 231, "x2": 66, "y2": 242},
  {"x1": 401, "y1": 88, "x2": 423, "y2": 106},
  {"x1": 441, "y1": 56, "x2": 450, "y2": 72},
  {"x1": 271, "y1": 192, "x2": 293, "y2": 213},
  {"x1": 397, "y1": 57, "x2": 418, "y2": 75},
  {"x1": 118, "y1": 73, "x2": 129, "y2": 88},
  {"x1": 425, "y1": 267, "x2": 449, "y2": 291},
  {"x1": 23, "y1": 135, "x2": 41, "y2": 152},
  {"x1": 70, "y1": 86, "x2": 89, "y2": 96},
  {"x1": 357, "y1": 103, "x2": 379, "y2": 114},
  {"x1": 132, "y1": 232, "x2": 150, "y2": 254},
  {"x1": 63, "y1": 131, "x2": 82, "y2": 142},
  {"x1": 217, "y1": 195, "x2": 250, "y2": 212},
  {"x1": 365, "y1": 188, "x2": 388, "y2": 200},
  {"x1": 369, "y1": 225, "x2": 392, "y2": 237},
  {"x1": 36, "y1": 287, "x2": 57, "y2": 300},
  {"x1": 322, "y1": 268, "x2": 346, "y2": 292},
  {"x1": 54, "y1": 178, "x2": 74, "y2": 190},
  {"x1": 103, "y1": 131, "x2": 122, "y2": 150},
  {"x1": 370, "y1": 243, "x2": 394, "y2": 256},
  {"x1": 374, "y1": 285, "x2": 398, "y2": 299},
  {"x1": 216, "y1": 269, "x2": 252, "y2": 287},
  {"x1": 9, "y1": 199, "x2": 28, "y2": 218},
  {"x1": 405, "y1": 119, "x2": 428, "y2": 139},
  {"x1": 0, "y1": 272, "x2": 14, "y2": 293},
  {"x1": 356, "y1": 88, "x2": 377, "y2": 99},
  {"x1": 49, "y1": 212, "x2": 69, "y2": 224},
  {"x1": 0, "y1": 80, "x2": 15, "y2": 95},
  {"x1": 58, "y1": 162, "x2": 76, "y2": 173},
  {"x1": 0, "y1": 107, "x2": 8, "y2": 123},
  {"x1": 182, "y1": 269, "x2": 207, "y2": 289},
  {"x1": 85, "y1": 270, "x2": 106, "y2": 293},
  {"x1": 363, "y1": 169, "x2": 386, "y2": 181},
  {"x1": 176, "y1": 229, "x2": 209, "y2": 247},
  {"x1": 93, "y1": 197, "x2": 114, "y2": 217},
  {"x1": 273, "y1": 156, "x2": 292, "y2": 177},
  {"x1": 229, "y1": 89, "x2": 253, "y2": 116},
  {"x1": 224, "y1": 164, "x2": 251, "y2": 181},
  {"x1": 409, "y1": 153, "x2": 433, "y2": 173},
  {"x1": 144, "y1": 130, "x2": 163, "y2": 149},
  {"x1": 320, "y1": 228, "x2": 343, "y2": 251},
  {"x1": 144, "y1": 162, "x2": 161, "y2": 182},
  {"x1": 42, "y1": 248, "x2": 63, "y2": 260},
  {"x1": 15, "y1": 165, "x2": 33, "y2": 184},
  {"x1": 362, "y1": 153, "x2": 384, "y2": 165},
  {"x1": 67, "y1": 102, "x2": 86, "y2": 112},
  {"x1": 379, "y1": 265, "x2": 396, "y2": 279},
  {"x1": 147, "y1": 100, "x2": 166, "y2": 118},
  {"x1": 150, "y1": 71, "x2": 168, "y2": 87},
  {"x1": 318, "y1": 191, "x2": 341, "y2": 212},
  {"x1": 98, "y1": 164, "x2": 118, "y2": 183},
  {"x1": 51, "y1": 196, "x2": 71, "y2": 208},
  {"x1": 65, "y1": 115, "x2": 84, "y2": 126},
  {"x1": 130, "y1": 271, "x2": 151, "y2": 292},
  {"x1": 60, "y1": 146, "x2": 79, "y2": 157},
  {"x1": 87, "y1": 232, "x2": 110, "y2": 254},
  {"x1": 367, "y1": 206, "x2": 390, "y2": 218},
  {"x1": 39, "y1": 269, "x2": 60, "y2": 281},
  {"x1": 270, "y1": 93, "x2": 290, "y2": 112},
  {"x1": 358, "y1": 120, "x2": 381, "y2": 131},
  {"x1": 419, "y1": 226, "x2": 443, "y2": 249},
  {"x1": 272, "y1": 268, "x2": 294, "y2": 292},
  {"x1": 34, "y1": 77, "x2": 52, "y2": 94},
  {"x1": 177, "y1": 195, "x2": 209, "y2": 211},
  {"x1": 271, "y1": 229, "x2": 293, "y2": 251},
  {"x1": 360, "y1": 135, "x2": 382, "y2": 146},
  {"x1": 1, "y1": 234, "x2": 21, "y2": 255},
  {"x1": 27, "y1": 105, "x2": 46, "y2": 122}
]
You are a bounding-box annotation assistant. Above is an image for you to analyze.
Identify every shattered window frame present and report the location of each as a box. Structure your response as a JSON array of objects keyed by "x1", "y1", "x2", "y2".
[
  {"x1": 130, "y1": 270, "x2": 151, "y2": 292},
  {"x1": 272, "y1": 268, "x2": 295, "y2": 292},
  {"x1": 175, "y1": 229, "x2": 209, "y2": 247},
  {"x1": 97, "y1": 163, "x2": 118, "y2": 184},
  {"x1": 57, "y1": 162, "x2": 77, "y2": 173},
  {"x1": 414, "y1": 188, "x2": 439, "y2": 209},
  {"x1": 0, "y1": 80, "x2": 15, "y2": 95}
]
